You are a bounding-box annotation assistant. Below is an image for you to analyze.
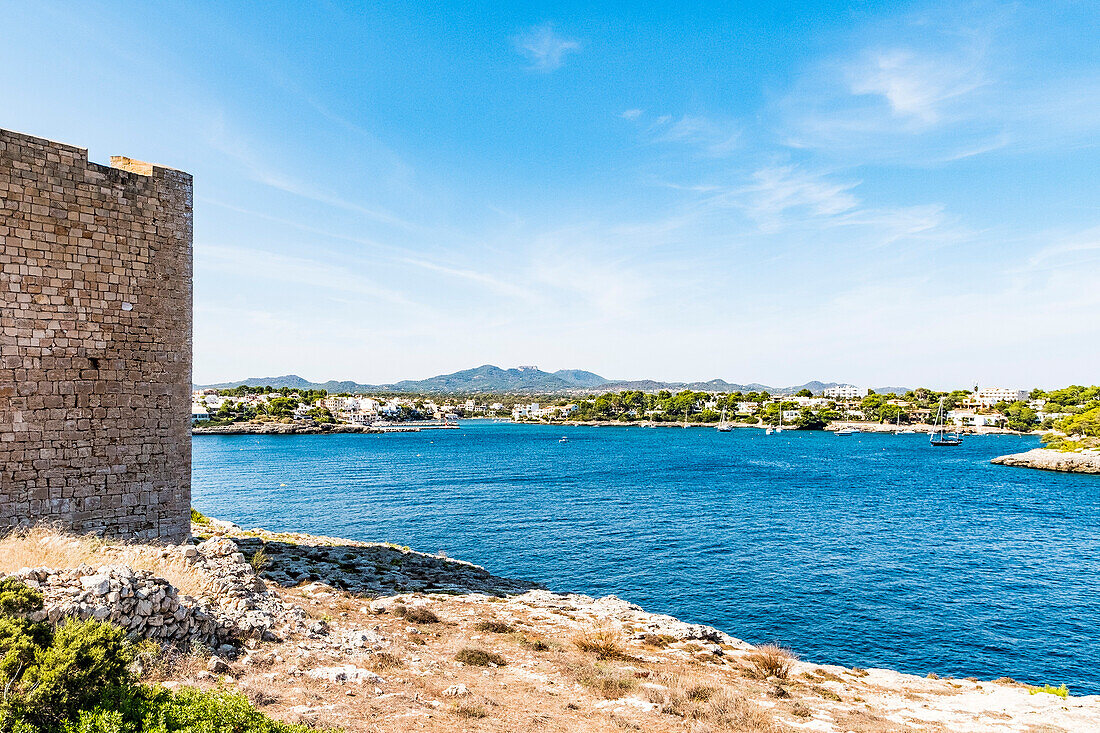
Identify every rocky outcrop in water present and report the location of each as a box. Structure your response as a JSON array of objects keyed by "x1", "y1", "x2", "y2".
[{"x1": 991, "y1": 448, "x2": 1100, "y2": 474}]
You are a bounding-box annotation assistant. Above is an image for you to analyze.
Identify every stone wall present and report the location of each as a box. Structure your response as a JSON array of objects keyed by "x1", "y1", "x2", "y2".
[{"x1": 0, "y1": 129, "x2": 192, "y2": 541}]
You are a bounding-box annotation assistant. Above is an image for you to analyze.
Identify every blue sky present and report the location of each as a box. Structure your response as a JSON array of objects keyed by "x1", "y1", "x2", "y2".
[{"x1": 3, "y1": 1, "x2": 1098, "y2": 388}]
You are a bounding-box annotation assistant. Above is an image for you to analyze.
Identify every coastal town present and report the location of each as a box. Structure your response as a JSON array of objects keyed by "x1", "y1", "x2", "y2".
[{"x1": 191, "y1": 382, "x2": 1099, "y2": 442}]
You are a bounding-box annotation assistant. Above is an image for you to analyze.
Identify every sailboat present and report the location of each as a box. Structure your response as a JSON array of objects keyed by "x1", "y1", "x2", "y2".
[
  {"x1": 766, "y1": 402, "x2": 783, "y2": 434},
  {"x1": 930, "y1": 397, "x2": 963, "y2": 446},
  {"x1": 716, "y1": 407, "x2": 732, "y2": 432}
]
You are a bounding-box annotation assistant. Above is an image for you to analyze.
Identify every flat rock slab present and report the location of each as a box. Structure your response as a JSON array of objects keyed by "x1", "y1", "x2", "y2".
[{"x1": 992, "y1": 448, "x2": 1100, "y2": 474}]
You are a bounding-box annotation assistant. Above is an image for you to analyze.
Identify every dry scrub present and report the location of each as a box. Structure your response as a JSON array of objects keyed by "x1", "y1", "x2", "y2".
[
  {"x1": 646, "y1": 674, "x2": 783, "y2": 731},
  {"x1": 746, "y1": 644, "x2": 795, "y2": 680},
  {"x1": 455, "y1": 647, "x2": 507, "y2": 667},
  {"x1": 570, "y1": 662, "x2": 638, "y2": 699},
  {"x1": 573, "y1": 624, "x2": 625, "y2": 659}
]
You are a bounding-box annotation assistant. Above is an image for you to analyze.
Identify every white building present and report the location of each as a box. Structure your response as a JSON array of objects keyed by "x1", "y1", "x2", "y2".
[
  {"x1": 822, "y1": 385, "x2": 867, "y2": 399},
  {"x1": 512, "y1": 402, "x2": 540, "y2": 419},
  {"x1": 191, "y1": 404, "x2": 210, "y2": 422},
  {"x1": 949, "y1": 410, "x2": 1007, "y2": 427},
  {"x1": 512, "y1": 402, "x2": 577, "y2": 420},
  {"x1": 973, "y1": 387, "x2": 1029, "y2": 407}
]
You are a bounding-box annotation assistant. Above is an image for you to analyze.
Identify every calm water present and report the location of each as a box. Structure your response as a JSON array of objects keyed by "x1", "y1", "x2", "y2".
[{"x1": 192, "y1": 421, "x2": 1100, "y2": 693}]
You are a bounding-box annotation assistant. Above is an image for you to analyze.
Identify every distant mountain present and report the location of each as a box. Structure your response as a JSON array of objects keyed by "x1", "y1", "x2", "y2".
[
  {"x1": 195, "y1": 375, "x2": 378, "y2": 393},
  {"x1": 194, "y1": 366, "x2": 910, "y2": 396},
  {"x1": 388, "y1": 365, "x2": 583, "y2": 393},
  {"x1": 551, "y1": 369, "x2": 609, "y2": 388}
]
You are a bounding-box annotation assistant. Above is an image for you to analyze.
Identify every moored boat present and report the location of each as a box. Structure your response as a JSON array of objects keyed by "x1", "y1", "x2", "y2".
[
  {"x1": 930, "y1": 398, "x2": 963, "y2": 446},
  {"x1": 717, "y1": 407, "x2": 732, "y2": 432}
]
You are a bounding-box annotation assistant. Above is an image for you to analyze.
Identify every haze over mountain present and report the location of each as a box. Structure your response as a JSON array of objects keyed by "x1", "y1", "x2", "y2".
[{"x1": 195, "y1": 365, "x2": 909, "y2": 396}]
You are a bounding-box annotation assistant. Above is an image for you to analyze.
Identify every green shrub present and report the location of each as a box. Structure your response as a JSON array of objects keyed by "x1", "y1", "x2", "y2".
[
  {"x1": 0, "y1": 576, "x2": 45, "y2": 614},
  {"x1": 189, "y1": 508, "x2": 212, "y2": 526},
  {"x1": 0, "y1": 578, "x2": 329, "y2": 733},
  {"x1": 19, "y1": 619, "x2": 135, "y2": 729},
  {"x1": 1029, "y1": 683, "x2": 1069, "y2": 699}
]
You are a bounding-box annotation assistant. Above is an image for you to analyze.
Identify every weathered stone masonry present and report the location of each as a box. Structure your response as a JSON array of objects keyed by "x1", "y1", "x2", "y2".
[{"x1": 0, "y1": 129, "x2": 191, "y2": 541}]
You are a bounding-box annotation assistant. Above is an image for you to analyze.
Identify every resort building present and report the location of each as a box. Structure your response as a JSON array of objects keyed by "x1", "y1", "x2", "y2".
[
  {"x1": 822, "y1": 385, "x2": 868, "y2": 399},
  {"x1": 973, "y1": 387, "x2": 1029, "y2": 407}
]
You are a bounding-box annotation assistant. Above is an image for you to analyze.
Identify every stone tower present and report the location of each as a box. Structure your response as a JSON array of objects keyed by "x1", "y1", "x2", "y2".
[{"x1": 0, "y1": 129, "x2": 192, "y2": 542}]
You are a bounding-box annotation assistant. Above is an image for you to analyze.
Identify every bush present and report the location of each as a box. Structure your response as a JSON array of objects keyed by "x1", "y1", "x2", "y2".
[
  {"x1": 0, "y1": 576, "x2": 44, "y2": 614},
  {"x1": 454, "y1": 648, "x2": 506, "y2": 667},
  {"x1": 0, "y1": 578, "x2": 326, "y2": 733},
  {"x1": 474, "y1": 620, "x2": 513, "y2": 633},
  {"x1": 189, "y1": 508, "x2": 212, "y2": 526}
]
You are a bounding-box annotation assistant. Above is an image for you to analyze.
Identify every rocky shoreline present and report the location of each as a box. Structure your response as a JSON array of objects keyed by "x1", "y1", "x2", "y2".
[
  {"x1": 4, "y1": 518, "x2": 1099, "y2": 731},
  {"x1": 991, "y1": 448, "x2": 1100, "y2": 474}
]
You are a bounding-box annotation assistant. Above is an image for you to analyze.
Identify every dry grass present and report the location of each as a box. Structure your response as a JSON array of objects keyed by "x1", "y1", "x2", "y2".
[
  {"x1": 453, "y1": 702, "x2": 488, "y2": 719},
  {"x1": 573, "y1": 624, "x2": 625, "y2": 660},
  {"x1": 369, "y1": 652, "x2": 404, "y2": 671},
  {"x1": 474, "y1": 619, "x2": 514, "y2": 633},
  {"x1": 518, "y1": 635, "x2": 551, "y2": 651},
  {"x1": 641, "y1": 634, "x2": 675, "y2": 648},
  {"x1": 745, "y1": 644, "x2": 796, "y2": 680},
  {"x1": 240, "y1": 681, "x2": 280, "y2": 707},
  {"x1": 393, "y1": 605, "x2": 440, "y2": 624},
  {"x1": 647, "y1": 675, "x2": 782, "y2": 731},
  {"x1": 0, "y1": 525, "x2": 208, "y2": 597},
  {"x1": 570, "y1": 662, "x2": 638, "y2": 700}
]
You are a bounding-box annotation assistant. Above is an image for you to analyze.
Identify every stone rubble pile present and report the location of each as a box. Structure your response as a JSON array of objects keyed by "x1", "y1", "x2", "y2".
[
  {"x1": 5, "y1": 536, "x2": 310, "y2": 647},
  {"x1": 186, "y1": 537, "x2": 310, "y2": 639},
  {"x1": 12, "y1": 564, "x2": 219, "y2": 646}
]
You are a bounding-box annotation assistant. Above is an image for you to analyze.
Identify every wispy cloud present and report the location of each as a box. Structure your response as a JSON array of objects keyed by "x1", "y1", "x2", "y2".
[
  {"x1": 846, "y1": 48, "x2": 987, "y2": 126},
  {"x1": 202, "y1": 114, "x2": 423, "y2": 232},
  {"x1": 399, "y1": 257, "x2": 535, "y2": 301},
  {"x1": 623, "y1": 110, "x2": 741, "y2": 156},
  {"x1": 513, "y1": 23, "x2": 581, "y2": 71},
  {"x1": 197, "y1": 243, "x2": 421, "y2": 309}
]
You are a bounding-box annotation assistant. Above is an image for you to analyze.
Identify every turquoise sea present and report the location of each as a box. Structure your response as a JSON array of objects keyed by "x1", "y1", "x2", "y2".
[{"x1": 192, "y1": 421, "x2": 1100, "y2": 693}]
